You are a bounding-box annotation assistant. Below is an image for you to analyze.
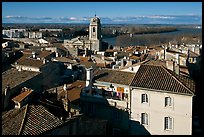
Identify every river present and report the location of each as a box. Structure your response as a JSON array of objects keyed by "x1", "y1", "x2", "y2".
[{"x1": 103, "y1": 28, "x2": 202, "y2": 46}]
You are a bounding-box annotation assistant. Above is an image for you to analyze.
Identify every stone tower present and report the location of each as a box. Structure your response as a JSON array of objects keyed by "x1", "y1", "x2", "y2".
[{"x1": 89, "y1": 15, "x2": 102, "y2": 51}]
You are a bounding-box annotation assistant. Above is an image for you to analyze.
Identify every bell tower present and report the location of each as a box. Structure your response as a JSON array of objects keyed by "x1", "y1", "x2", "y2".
[
  {"x1": 89, "y1": 15, "x2": 102, "y2": 51},
  {"x1": 89, "y1": 14, "x2": 101, "y2": 40}
]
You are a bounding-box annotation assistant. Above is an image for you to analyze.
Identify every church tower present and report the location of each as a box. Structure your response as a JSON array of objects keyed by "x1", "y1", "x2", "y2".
[
  {"x1": 89, "y1": 14, "x2": 101, "y2": 40},
  {"x1": 89, "y1": 15, "x2": 102, "y2": 51}
]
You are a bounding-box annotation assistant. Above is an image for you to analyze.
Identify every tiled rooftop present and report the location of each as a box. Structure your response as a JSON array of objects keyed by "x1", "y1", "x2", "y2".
[
  {"x1": 2, "y1": 104, "x2": 64, "y2": 135},
  {"x1": 21, "y1": 105, "x2": 63, "y2": 135},
  {"x1": 166, "y1": 68, "x2": 195, "y2": 93},
  {"x1": 16, "y1": 56, "x2": 44, "y2": 68},
  {"x1": 2, "y1": 68, "x2": 40, "y2": 94},
  {"x1": 93, "y1": 69, "x2": 135, "y2": 85},
  {"x1": 37, "y1": 50, "x2": 54, "y2": 59},
  {"x1": 130, "y1": 64, "x2": 195, "y2": 95},
  {"x1": 58, "y1": 80, "x2": 86, "y2": 102},
  {"x1": 12, "y1": 89, "x2": 33, "y2": 103},
  {"x1": 54, "y1": 57, "x2": 78, "y2": 64},
  {"x1": 2, "y1": 105, "x2": 27, "y2": 135},
  {"x1": 143, "y1": 59, "x2": 166, "y2": 67}
]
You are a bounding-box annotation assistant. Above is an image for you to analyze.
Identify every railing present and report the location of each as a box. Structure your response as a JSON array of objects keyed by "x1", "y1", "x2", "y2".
[
  {"x1": 81, "y1": 89, "x2": 128, "y2": 110},
  {"x1": 81, "y1": 89, "x2": 128, "y2": 101}
]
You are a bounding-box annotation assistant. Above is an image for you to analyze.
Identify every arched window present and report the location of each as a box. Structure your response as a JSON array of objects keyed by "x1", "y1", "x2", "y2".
[{"x1": 93, "y1": 27, "x2": 95, "y2": 32}]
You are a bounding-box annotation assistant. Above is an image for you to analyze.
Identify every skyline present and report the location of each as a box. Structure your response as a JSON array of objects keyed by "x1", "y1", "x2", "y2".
[{"x1": 2, "y1": 2, "x2": 202, "y2": 24}]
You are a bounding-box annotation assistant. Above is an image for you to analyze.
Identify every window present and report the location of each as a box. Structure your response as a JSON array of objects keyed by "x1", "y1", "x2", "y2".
[
  {"x1": 93, "y1": 27, "x2": 95, "y2": 32},
  {"x1": 165, "y1": 97, "x2": 172, "y2": 107},
  {"x1": 164, "y1": 117, "x2": 173, "y2": 130},
  {"x1": 141, "y1": 113, "x2": 148, "y2": 125},
  {"x1": 141, "y1": 94, "x2": 148, "y2": 103}
]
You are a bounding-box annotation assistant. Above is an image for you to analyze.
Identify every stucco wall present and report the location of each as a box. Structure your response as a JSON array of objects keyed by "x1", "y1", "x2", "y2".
[{"x1": 131, "y1": 88, "x2": 193, "y2": 135}]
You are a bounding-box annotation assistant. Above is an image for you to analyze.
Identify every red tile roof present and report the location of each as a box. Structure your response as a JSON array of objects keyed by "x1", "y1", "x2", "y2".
[
  {"x1": 2, "y1": 68, "x2": 40, "y2": 94},
  {"x1": 58, "y1": 80, "x2": 86, "y2": 102},
  {"x1": 16, "y1": 56, "x2": 44, "y2": 68},
  {"x1": 93, "y1": 69, "x2": 135, "y2": 85},
  {"x1": 12, "y1": 89, "x2": 33, "y2": 103},
  {"x1": 130, "y1": 64, "x2": 195, "y2": 95},
  {"x1": 2, "y1": 104, "x2": 64, "y2": 135},
  {"x1": 37, "y1": 50, "x2": 53, "y2": 58},
  {"x1": 21, "y1": 105, "x2": 63, "y2": 135},
  {"x1": 2, "y1": 105, "x2": 27, "y2": 135}
]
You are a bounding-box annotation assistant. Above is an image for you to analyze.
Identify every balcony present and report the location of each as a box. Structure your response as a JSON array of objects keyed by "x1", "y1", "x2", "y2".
[{"x1": 81, "y1": 87, "x2": 129, "y2": 110}]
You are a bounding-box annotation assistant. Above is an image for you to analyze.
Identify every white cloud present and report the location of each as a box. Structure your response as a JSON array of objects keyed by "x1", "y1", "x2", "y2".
[
  {"x1": 146, "y1": 15, "x2": 175, "y2": 19},
  {"x1": 69, "y1": 17, "x2": 77, "y2": 20},
  {"x1": 3, "y1": 15, "x2": 202, "y2": 24}
]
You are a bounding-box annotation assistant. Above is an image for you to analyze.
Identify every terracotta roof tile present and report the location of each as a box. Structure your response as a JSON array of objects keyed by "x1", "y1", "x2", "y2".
[
  {"x1": 54, "y1": 57, "x2": 78, "y2": 64},
  {"x1": 130, "y1": 64, "x2": 195, "y2": 95},
  {"x1": 58, "y1": 80, "x2": 86, "y2": 102},
  {"x1": 12, "y1": 89, "x2": 33, "y2": 103},
  {"x1": 37, "y1": 50, "x2": 53, "y2": 58},
  {"x1": 2, "y1": 104, "x2": 65, "y2": 135},
  {"x1": 2, "y1": 68, "x2": 40, "y2": 94},
  {"x1": 143, "y1": 59, "x2": 166, "y2": 67},
  {"x1": 93, "y1": 69, "x2": 135, "y2": 85},
  {"x1": 2, "y1": 105, "x2": 27, "y2": 135},
  {"x1": 16, "y1": 56, "x2": 44, "y2": 68},
  {"x1": 21, "y1": 105, "x2": 63, "y2": 135}
]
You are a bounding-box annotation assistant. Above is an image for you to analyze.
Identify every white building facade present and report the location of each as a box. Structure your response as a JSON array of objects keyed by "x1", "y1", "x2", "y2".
[
  {"x1": 130, "y1": 64, "x2": 195, "y2": 135},
  {"x1": 131, "y1": 88, "x2": 193, "y2": 135}
]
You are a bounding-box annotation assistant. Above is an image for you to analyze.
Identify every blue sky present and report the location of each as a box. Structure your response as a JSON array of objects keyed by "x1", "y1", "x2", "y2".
[{"x1": 2, "y1": 2, "x2": 202, "y2": 24}]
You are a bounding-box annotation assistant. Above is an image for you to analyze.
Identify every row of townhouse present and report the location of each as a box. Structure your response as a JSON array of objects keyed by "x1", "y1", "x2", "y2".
[{"x1": 80, "y1": 60, "x2": 195, "y2": 135}]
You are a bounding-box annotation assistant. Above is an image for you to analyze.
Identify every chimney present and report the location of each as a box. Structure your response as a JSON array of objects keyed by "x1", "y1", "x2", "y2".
[
  {"x1": 164, "y1": 45, "x2": 167, "y2": 60},
  {"x1": 192, "y1": 46, "x2": 195, "y2": 52},
  {"x1": 32, "y1": 51, "x2": 36, "y2": 59},
  {"x1": 76, "y1": 47, "x2": 79, "y2": 56},
  {"x1": 166, "y1": 60, "x2": 174, "y2": 71},
  {"x1": 175, "y1": 53, "x2": 180, "y2": 65},
  {"x1": 121, "y1": 59, "x2": 124, "y2": 68},
  {"x1": 194, "y1": 46, "x2": 200, "y2": 55},
  {"x1": 126, "y1": 60, "x2": 132, "y2": 67},
  {"x1": 86, "y1": 68, "x2": 93, "y2": 87},
  {"x1": 4, "y1": 85, "x2": 10, "y2": 96},
  {"x1": 55, "y1": 52, "x2": 59, "y2": 57},
  {"x1": 43, "y1": 59, "x2": 46, "y2": 64},
  {"x1": 174, "y1": 61, "x2": 180, "y2": 75},
  {"x1": 129, "y1": 52, "x2": 133, "y2": 57},
  {"x1": 63, "y1": 84, "x2": 67, "y2": 91},
  {"x1": 113, "y1": 52, "x2": 117, "y2": 57},
  {"x1": 85, "y1": 48, "x2": 88, "y2": 56},
  {"x1": 21, "y1": 87, "x2": 25, "y2": 93}
]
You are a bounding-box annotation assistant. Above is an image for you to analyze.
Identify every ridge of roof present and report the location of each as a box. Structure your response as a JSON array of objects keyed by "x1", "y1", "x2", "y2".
[
  {"x1": 19, "y1": 104, "x2": 28, "y2": 135},
  {"x1": 129, "y1": 72, "x2": 137, "y2": 86},
  {"x1": 130, "y1": 64, "x2": 194, "y2": 95},
  {"x1": 162, "y1": 66, "x2": 195, "y2": 95},
  {"x1": 160, "y1": 65, "x2": 194, "y2": 95}
]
